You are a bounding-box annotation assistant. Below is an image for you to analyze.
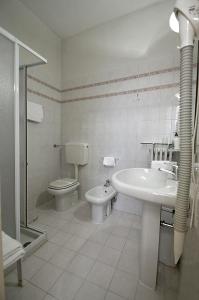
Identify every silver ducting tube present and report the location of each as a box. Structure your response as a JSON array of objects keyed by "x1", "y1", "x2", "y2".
[{"x1": 174, "y1": 45, "x2": 193, "y2": 263}]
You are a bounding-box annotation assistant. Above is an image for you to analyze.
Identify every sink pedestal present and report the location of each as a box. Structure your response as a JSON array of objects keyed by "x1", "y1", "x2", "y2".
[
  {"x1": 112, "y1": 168, "x2": 177, "y2": 290},
  {"x1": 140, "y1": 203, "x2": 161, "y2": 290}
]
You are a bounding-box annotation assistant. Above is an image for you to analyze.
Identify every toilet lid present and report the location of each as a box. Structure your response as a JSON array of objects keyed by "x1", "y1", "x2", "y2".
[{"x1": 48, "y1": 178, "x2": 78, "y2": 189}]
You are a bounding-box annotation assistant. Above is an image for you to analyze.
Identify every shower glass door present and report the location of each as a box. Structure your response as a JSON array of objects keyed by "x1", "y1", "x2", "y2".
[
  {"x1": 19, "y1": 66, "x2": 27, "y2": 227},
  {"x1": 0, "y1": 26, "x2": 47, "y2": 246},
  {"x1": 0, "y1": 33, "x2": 16, "y2": 238}
]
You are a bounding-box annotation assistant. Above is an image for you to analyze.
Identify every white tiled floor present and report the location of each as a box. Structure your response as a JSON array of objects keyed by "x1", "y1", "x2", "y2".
[{"x1": 5, "y1": 201, "x2": 180, "y2": 300}]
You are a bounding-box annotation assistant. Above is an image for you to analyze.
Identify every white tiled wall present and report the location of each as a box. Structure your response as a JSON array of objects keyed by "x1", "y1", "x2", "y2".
[
  {"x1": 0, "y1": 0, "x2": 183, "y2": 217},
  {"x1": 27, "y1": 88, "x2": 61, "y2": 222},
  {"x1": 61, "y1": 59, "x2": 179, "y2": 214},
  {"x1": 0, "y1": 0, "x2": 63, "y2": 222}
]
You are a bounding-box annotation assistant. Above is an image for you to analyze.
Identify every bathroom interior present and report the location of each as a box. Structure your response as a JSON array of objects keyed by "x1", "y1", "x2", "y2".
[{"x1": 0, "y1": 0, "x2": 199, "y2": 299}]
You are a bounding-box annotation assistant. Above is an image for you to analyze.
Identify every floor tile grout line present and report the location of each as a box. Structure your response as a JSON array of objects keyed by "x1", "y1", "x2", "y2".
[
  {"x1": 68, "y1": 246, "x2": 100, "y2": 300},
  {"x1": 105, "y1": 233, "x2": 135, "y2": 298},
  {"x1": 24, "y1": 268, "x2": 64, "y2": 295},
  {"x1": 23, "y1": 254, "x2": 48, "y2": 282},
  {"x1": 82, "y1": 249, "x2": 116, "y2": 294},
  {"x1": 47, "y1": 270, "x2": 84, "y2": 300},
  {"x1": 103, "y1": 226, "x2": 140, "y2": 299},
  {"x1": 18, "y1": 202, "x2": 143, "y2": 300},
  {"x1": 44, "y1": 292, "x2": 60, "y2": 300}
]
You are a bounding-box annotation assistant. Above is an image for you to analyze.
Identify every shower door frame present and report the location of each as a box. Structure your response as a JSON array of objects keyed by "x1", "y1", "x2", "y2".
[{"x1": 0, "y1": 26, "x2": 47, "y2": 241}]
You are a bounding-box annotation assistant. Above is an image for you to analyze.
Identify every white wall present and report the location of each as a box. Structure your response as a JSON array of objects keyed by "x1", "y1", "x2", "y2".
[
  {"x1": 0, "y1": 0, "x2": 61, "y2": 88},
  {"x1": 0, "y1": 1, "x2": 180, "y2": 216},
  {"x1": 0, "y1": 0, "x2": 62, "y2": 221},
  {"x1": 61, "y1": 0, "x2": 180, "y2": 214},
  {"x1": 0, "y1": 0, "x2": 192, "y2": 217},
  {"x1": 27, "y1": 96, "x2": 61, "y2": 221},
  {"x1": 61, "y1": 0, "x2": 177, "y2": 84},
  {"x1": 1, "y1": 1, "x2": 199, "y2": 297},
  {"x1": 61, "y1": 65, "x2": 179, "y2": 214}
]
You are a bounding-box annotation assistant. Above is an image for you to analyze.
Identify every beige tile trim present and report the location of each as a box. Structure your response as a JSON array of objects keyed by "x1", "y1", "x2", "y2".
[
  {"x1": 28, "y1": 82, "x2": 179, "y2": 104},
  {"x1": 27, "y1": 88, "x2": 61, "y2": 103},
  {"x1": 27, "y1": 63, "x2": 196, "y2": 103},
  {"x1": 27, "y1": 74, "x2": 61, "y2": 92},
  {"x1": 62, "y1": 82, "x2": 180, "y2": 103},
  {"x1": 62, "y1": 66, "x2": 181, "y2": 92},
  {"x1": 28, "y1": 64, "x2": 197, "y2": 94},
  {"x1": 28, "y1": 80, "x2": 196, "y2": 104}
]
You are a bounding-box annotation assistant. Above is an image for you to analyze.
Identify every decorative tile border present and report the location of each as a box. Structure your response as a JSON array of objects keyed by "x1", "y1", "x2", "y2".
[
  {"x1": 62, "y1": 82, "x2": 180, "y2": 103},
  {"x1": 28, "y1": 80, "x2": 196, "y2": 104},
  {"x1": 75, "y1": 62, "x2": 195, "y2": 92},
  {"x1": 28, "y1": 64, "x2": 196, "y2": 94},
  {"x1": 62, "y1": 66, "x2": 181, "y2": 92},
  {"x1": 27, "y1": 74, "x2": 61, "y2": 92},
  {"x1": 27, "y1": 63, "x2": 197, "y2": 103},
  {"x1": 27, "y1": 88, "x2": 61, "y2": 103}
]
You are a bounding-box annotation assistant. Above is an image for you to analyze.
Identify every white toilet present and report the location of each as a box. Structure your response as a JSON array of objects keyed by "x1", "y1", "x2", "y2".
[
  {"x1": 85, "y1": 185, "x2": 116, "y2": 224},
  {"x1": 48, "y1": 178, "x2": 80, "y2": 211},
  {"x1": 48, "y1": 142, "x2": 88, "y2": 211}
]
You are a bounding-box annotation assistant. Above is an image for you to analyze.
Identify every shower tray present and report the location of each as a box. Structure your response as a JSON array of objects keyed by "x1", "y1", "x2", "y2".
[{"x1": 20, "y1": 226, "x2": 47, "y2": 257}]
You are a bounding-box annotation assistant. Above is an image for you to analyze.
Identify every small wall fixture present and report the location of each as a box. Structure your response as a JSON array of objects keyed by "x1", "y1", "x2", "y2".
[{"x1": 27, "y1": 101, "x2": 43, "y2": 123}]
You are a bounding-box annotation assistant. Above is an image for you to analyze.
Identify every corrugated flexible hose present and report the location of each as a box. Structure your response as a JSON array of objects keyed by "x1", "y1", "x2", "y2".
[{"x1": 174, "y1": 45, "x2": 193, "y2": 237}]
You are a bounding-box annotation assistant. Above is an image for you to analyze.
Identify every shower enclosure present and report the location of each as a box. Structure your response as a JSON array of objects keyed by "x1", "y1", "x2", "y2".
[
  {"x1": 0, "y1": 26, "x2": 47, "y2": 250},
  {"x1": 0, "y1": 33, "x2": 16, "y2": 238}
]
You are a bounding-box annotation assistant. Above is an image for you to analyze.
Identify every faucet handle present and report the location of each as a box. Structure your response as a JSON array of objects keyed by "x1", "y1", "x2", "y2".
[
  {"x1": 172, "y1": 165, "x2": 178, "y2": 180},
  {"x1": 172, "y1": 165, "x2": 178, "y2": 172},
  {"x1": 104, "y1": 179, "x2": 111, "y2": 187},
  {"x1": 172, "y1": 164, "x2": 178, "y2": 168}
]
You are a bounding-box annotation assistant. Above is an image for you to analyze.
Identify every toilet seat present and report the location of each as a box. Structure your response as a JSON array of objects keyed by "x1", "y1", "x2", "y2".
[
  {"x1": 47, "y1": 180, "x2": 80, "y2": 211},
  {"x1": 48, "y1": 178, "x2": 78, "y2": 190}
]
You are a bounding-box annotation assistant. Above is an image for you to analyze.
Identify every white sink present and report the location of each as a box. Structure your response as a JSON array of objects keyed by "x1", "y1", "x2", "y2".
[
  {"x1": 112, "y1": 168, "x2": 177, "y2": 207},
  {"x1": 112, "y1": 168, "x2": 178, "y2": 290}
]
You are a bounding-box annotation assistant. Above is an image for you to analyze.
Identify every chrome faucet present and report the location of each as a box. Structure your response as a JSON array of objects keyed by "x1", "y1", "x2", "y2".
[
  {"x1": 104, "y1": 179, "x2": 111, "y2": 187},
  {"x1": 159, "y1": 165, "x2": 178, "y2": 181}
]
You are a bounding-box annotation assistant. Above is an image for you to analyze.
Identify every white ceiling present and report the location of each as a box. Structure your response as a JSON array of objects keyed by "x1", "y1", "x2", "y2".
[
  {"x1": 62, "y1": 0, "x2": 176, "y2": 61},
  {"x1": 19, "y1": 0, "x2": 164, "y2": 38}
]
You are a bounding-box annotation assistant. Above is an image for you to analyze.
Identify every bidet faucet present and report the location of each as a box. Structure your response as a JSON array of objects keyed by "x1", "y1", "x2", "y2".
[
  {"x1": 159, "y1": 165, "x2": 178, "y2": 181},
  {"x1": 104, "y1": 179, "x2": 111, "y2": 187}
]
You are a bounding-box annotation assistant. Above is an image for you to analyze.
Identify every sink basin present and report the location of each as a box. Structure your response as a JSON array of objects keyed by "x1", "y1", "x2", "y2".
[
  {"x1": 112, "y1": 168, "x2": 177, "y2": 207},
  {"x1": 112, "y1": 167, "x2": 178, "y2": 290}
]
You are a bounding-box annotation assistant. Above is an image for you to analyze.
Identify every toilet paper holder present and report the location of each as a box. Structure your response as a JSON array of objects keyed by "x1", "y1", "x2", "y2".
[{"x1": 99, "y1": 157, "x2": 119, "y2": 165}]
